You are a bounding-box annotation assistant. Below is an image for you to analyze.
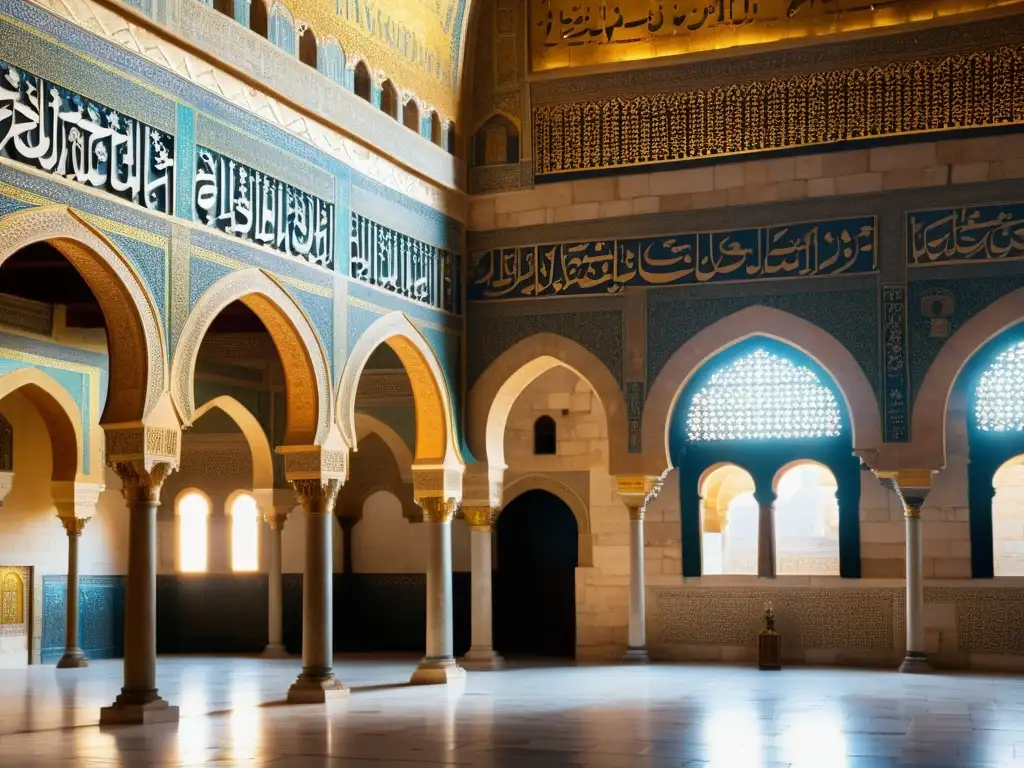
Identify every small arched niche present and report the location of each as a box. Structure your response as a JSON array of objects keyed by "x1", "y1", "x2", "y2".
[
  {"x1": 380, "y1": 80, "x2": 398, "y2": 119},
  {"x1": 299, "y1": 26, "x2": 317, "y2": 69},
  {"x1": 403, "y1": 98, "x2": 420, "y2": 132},
  {"x1": 533, "y1": 415, "x2": 557, "y2": 455},
  {"x1": 699, "y1": 463, "x2": 757, "y2": 575},
  {"x1": 473, "y1": 114, "x2": 519, "y2": 166},
  {"x1": 354, "y1": 61, "x2": 371, "y2": 101},
  {"x1": 430, "y1": 112, "x2": 442, "y2": 145},
  {"x1": 250, "y1": 0, "x2": 268, "y2": 37}
]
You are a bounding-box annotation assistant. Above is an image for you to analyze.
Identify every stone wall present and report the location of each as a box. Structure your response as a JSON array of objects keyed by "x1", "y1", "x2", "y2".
[{"x1": 469, "y1": 134, "x2": 1024, "y2": 231}]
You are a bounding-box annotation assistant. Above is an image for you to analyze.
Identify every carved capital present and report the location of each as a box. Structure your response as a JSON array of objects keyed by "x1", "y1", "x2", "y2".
[
  {"x1": 278, "y1": 445, "x2": 347, "y2": 484},
  {"x1": 58, "y1": 515, "x2": 90, "y2": 537},
  {"x1": 112, "y1": 460, "x2": 173, "y2": 505},
  {"x1": 874, "y1": 468, "x2": 933, "y2": 518},
  {"x1": 904, "y1": 499, "x2": 923, "y2": 519},
  {"x1": 416, "y1": 496, "x2": 458, "y2": 524},
  {"x1": 291, "y1": 478, "x2": 342, "y2": 514},
  {"x1": 463, "y1": 504, "x2": 498, "y2": 531},
  {"x1": 626, "y1": 503, "x2": 644, "y2": 522},
  {"x1": 616, "y1": 472, "x2": 667, "y2": 518},
  {"x1": 105, "y1": 425, "x2": 180, "y2": 472}
]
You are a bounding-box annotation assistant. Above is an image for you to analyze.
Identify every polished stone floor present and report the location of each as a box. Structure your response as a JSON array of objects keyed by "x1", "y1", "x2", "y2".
[{"x1": 0, "y1": 656, "x2": 1023, "y2": 767}]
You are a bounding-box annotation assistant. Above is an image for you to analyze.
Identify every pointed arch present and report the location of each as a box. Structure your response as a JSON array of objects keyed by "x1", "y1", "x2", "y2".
[
  {"x1": 643, "y1": 306, "x2": 882, "y2": 471},
  {"x1": 380, "y1": 80, "x2": 398, "y2": 118},
  {"x1": 355, "y1": 412, "x2": 414, "y2": 482},
  {"x1": 913, "y1": 286, "x2": 1024, "y2": 469},
  {"x1": 269, "y1": 0, "x2": 296, "y2": 54},
  {"x1": 353, "y1": 61, "x2": 371, "y2": 100},
  {"x1": 193, "y1": 396, "x2": 275, "y2": 489},
  {"x1": 0, "y1": 367, "x2": 82, "y2": 482},
  {"x1": 0, "y1": 206, "x2": 165, "y2": 424},
  {"x1": 467, "y1": 332, "x2": 629, "y2": 473},
  {"x1": 171, "y1": 268, "x2": 331, "y2": 446},
  {"x1": 403, "y1": 97, "x2": 421, "y2": 132},
  {"x1": 338, "y1": 312, "x2": 459, "y2": 466}
]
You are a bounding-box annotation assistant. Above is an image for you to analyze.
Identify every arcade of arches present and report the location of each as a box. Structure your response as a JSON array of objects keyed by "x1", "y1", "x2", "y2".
[{"x1": 2, "y1": 0, "x2": 1024, "y2": 751}]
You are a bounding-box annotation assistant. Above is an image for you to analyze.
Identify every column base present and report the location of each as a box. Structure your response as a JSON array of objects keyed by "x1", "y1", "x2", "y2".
[
  {"x1": 410, "y1": 658, "x2": 467, "y2": 685},
  {"x1": 622, "y1": 647, "x2": 650, "y2": 664},
  {"x1": 899, "y1": 652, "x2": 932, "y2": 674},
  {"x1": 56, "y1": 648, "x2": 88, "y2": 669},
  {"x1": 286, "y1": 674, "x2": 349, "y2": 704},
  {"x1": 100, "y1": 691, "x2": 179, "y2": 725},
  {"x1": 262, "y1": 644, "x2": 290, "y2": 659},
  {"x1": 461, "y1": 648, "x2": 503, "y2": 670}
]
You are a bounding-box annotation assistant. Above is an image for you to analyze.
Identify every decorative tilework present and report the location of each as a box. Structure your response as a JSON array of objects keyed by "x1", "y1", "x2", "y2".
[
  {"x1": 467, "y1": 307, "x2": 623, "y2": 390},
  {"x1": 908, "y1": 274, "x2": 1024, "y2": 402},
  {"x1": 646, "y1": 288, "x2": 880, "y2": 401},
  {"x1": 292, "y1": 288, "x2": 333, "y2": 372},
  {"x1": 881, "y1": 285, "x2": 909, "y2": 442},
  {"x1": 189, "y1": 255, "x2": 234, "y2": 308},
  {"x1": 106, "y1": 233, "x2": 167, "y2": 326},
  {"x1": 0, "y1": 195, "x2": 34, "y2": 218},
  {"x1": 626, "y1": 381, "x2": 643, "y2": 454},
  {"x1": 175, "y1": 103, "x2": 196, "y2": 222},
  {"x1": 41, "y1": 575, "x2": 124, "y2": 662}
]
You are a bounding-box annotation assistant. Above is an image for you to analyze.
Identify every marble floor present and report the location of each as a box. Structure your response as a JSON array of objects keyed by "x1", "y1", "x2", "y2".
[{"x1": 0, "y1": 657, "x2": 1023, "y2": 767}]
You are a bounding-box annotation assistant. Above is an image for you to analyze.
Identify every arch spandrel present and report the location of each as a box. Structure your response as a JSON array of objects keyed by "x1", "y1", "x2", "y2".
[
  {"x1": 643, "y1": 306, "x2": 882, "y2": 472},
  {"x1": 466, "y1": 332, "x2": 629, "y2": 474},
  {"x1": 0, "y1": 206, "x2": 166, "y2": 426},
  {"x1": 339, "y1": 311, "x2": 460, "y2": 469},
  {"x1": 0, "y1": 367, "x2": 85, "y2": 482},
  {"x1": 171, "y1": 268, "x2": 333, "y2": 447},
  {"x1": 912, "y1": 287, "x2": 1024, "y2": 470}
]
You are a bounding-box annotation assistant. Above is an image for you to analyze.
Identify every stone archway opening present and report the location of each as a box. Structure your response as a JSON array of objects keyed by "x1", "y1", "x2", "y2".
[
  {"x1": 699, "y1": 463, "x2": 757, "y2": 575},
  {"x1": 993, "y1": 455, "x2": 1024, "y2": 575},
  {"x1": 495, "y1": 489, "x2": 578, "y2": 659}
]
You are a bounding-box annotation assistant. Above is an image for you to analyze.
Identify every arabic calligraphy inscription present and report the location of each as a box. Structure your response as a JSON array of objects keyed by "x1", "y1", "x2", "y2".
[
  {"x1": 0, "y1": 61, "x2": 175, "y2": 215},
  {"x1": 909, "y1": 204, "x2": 1024, "y2": 268},
  {"x1": 470, "y1": 217, "x2": 876, "y2": 300}
]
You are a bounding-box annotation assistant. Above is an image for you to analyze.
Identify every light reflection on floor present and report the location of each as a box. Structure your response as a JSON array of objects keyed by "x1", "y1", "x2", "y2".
[{"x1": 0, "y1": 656, "x2": 1022, "y2": 766}]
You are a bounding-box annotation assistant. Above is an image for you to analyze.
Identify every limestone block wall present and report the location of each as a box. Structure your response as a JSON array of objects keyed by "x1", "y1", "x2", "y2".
[
  {"x1": 502, "y1": 366, "x2": 629, "y2": 660},
  {"x1": 469, "y1": 134, "x2": 1024, "y2": 231}
]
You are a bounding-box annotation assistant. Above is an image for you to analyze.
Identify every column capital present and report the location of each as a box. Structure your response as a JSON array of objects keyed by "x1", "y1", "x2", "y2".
[
  {"x1": 291, "y1": 478, "x2": 342, "y2": 512},
  {"x1": 58, "y1": 514, "x2": 90, "y2": 537},
  {"x1": 416, "y1": 496, "x2": 458, "y2": 524},
  {"x1": 461, "y1": 462, "x2": 503, "y2": 510},
  {"x1": 255, "y1": 488, "x2": 295, "y2": 529},
  {"x1": 626, "y1": 503, "x2": 644, "y2": 522},
  {"x1": 874, "y1": 468, "x2": 934, "y2": 515},
  {"x1": 111, "y1": 460, "x2": 174, "y2": 505},
  {"x1": 463, "y1": 504, "x2": 499, "y2": 531},
  {"x1": 105, "y1": 424, "x2": 180, "y2": 472},
  {"x1": 616, "y1": 473, "x2": 667, "y2": 517},
  {"x1": 277, "y1": 445, "x2": 348, "y2": 484},
  {"x1": 52, "y1": 481, "x2": 104, "y2": 519}
]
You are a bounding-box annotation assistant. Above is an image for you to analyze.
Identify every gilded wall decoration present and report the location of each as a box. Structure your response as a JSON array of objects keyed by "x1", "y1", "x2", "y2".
[
  {"x1": 0, "y1": 60, "x2": 175, "y2": 214},
  {"x1": 0, "y1": 566, "x2": 28, "y2": 635},
  {"x1": 194, "y1": 147, "x2": 336, "y2": 270},
  {"x1": 350, "y1": 213, "x2": 461, "y2": 314},
  {"x1": 908, "y1": 203, "x2": 1024, "y2": 267},
  {"x1": 533, "y1": 45, "x2": 1024, "y2": 177},
  {"x1": 881, "y1": 285, "x2": 909, "y2": 443},
  {"x1": 529, "y1": 0, "x2": 1022, "y2": 73},
  {"x1": 470, "y1": 217, "x2": 876, "y2": 300}
]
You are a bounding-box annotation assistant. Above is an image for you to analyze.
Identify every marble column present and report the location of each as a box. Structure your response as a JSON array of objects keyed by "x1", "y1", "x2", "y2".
[
  {"x1": 756, "y1": 496, "x2": 777, "y2": 579},
  {"x1": 262, "y1": 501, "x2": 291, "y2": 658},
  {"x1": 100, "y1": 462, "x2": 178, "y2": 725},
  {"x1": 411, "y1": 496, "x2": 465, "y2": 685},
  {"x1": 462, "y1": 506, "x2": 501, "y2": 668},
  {"x1": 900, "y1": 497, "x2": 931, "y2": 673},
  {"x1": 287, "y1": 478, "x2": 347, "y2": 703},
  {"x1": 623, "y1": 502, "x2": 649, "y2": 662},
  {"x1": 57, "y1": 516, "x2": 89, "y2": 668}
]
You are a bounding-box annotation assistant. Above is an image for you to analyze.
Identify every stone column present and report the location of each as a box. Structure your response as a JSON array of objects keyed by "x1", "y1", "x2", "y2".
[
  {"x1": 287, "y1": 478, "x2": 347, "y2": 703},
  {"x1": 462, "y1": 506, "x2": 501, "y2": 668},
  {"x1": 57, "y1": 515, "x2": 90, "y2": 668},
  {"x1": 100, "y1": 462, "x2": 179, "y2": 725},
  {"x1": 623, "y1": 502, "x2": 649, "y2": 662},
  {"x1": 901, "y1": 496, "x2": 930, "y2": 673},
  {"x1": 411, "y1": 497, "x2": 465, "y2": 685},
  {"x1": 261, "y1": 494, "x2": 292, "y2": 658},
  {"x1": 756, "y1": 495, "x2": 777, "y2": 579}
]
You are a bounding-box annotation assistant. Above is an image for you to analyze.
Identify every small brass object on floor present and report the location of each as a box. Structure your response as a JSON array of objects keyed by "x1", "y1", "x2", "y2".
[{"x1": 758, "y1": 602, "x2": 781, "y2": 671}]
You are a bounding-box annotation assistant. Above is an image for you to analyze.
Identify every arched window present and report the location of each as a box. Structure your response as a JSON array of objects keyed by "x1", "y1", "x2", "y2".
[
  {"x1": 213, "y1": 0, "x2": 233, "y2": 18},
  {"x1": 773, "y1": 461, "x2": 840, "y2": 575},
  {"x1": 670, "y1": 339, "x2": 859, "y2": 578},
  {"x1": 354, "y1": 61, "x2": 371, "y2": 101},
  {"x1": 686, "y1": 349, "x2": 842, "y2": 442},
  {"x1": 380, "y1": 80, "x2": 397, "y2": 119},
  {"x1": 177, "y1": 491, "x2": 210, "y2": 573},
  {"x1": 968, "y1": 333, "x2": 1024, "y2": 577},
  {"x1": 230, "y1": 493, "x2": 260, "y2": 572},
  {"x1": 249, "y1": 0, "x2": 268, "y2": 37},
  {"x1": 298, "y1": 26, "x2": 317, "y2": 69},
  {"x1": 269, "y1": 2, "x2": 296, "y2": 55},
  {"x1": 403, "y1": 98, "x2": 420, "y2": 132},
  {"x1": 430, "y1": 112, "x2": 442, "y2": 145},
  {"x1": 534, "y1": 415, "x2": 557, "y2": 455},
  {"x1": 320, "y1": 39, "x2": 345, "y2": 86},
  {"x1": 446, "y1": 122, "x2": 457, "y2": 155},
  {"x1": 249, "y1": 0, "x2": 268, "y2": 36},
  {"x1": 700, "y1": 464, "x2": 757, "y2": 575}
]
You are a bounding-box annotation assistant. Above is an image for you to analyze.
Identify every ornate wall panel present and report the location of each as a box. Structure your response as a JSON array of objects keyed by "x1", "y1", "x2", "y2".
[
  {"x1": 533, "y1": 44, "x2": 1024, "y2": 178},
  {"x1": 41, "y1": 575, "x2": 124, "y2": 662},
  {"x1": 881, "y1": 284, "x2": 909, "y2": 442}
]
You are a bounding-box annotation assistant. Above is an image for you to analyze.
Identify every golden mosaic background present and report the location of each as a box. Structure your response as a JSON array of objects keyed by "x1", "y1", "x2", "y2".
[
  {"x1": 529, "y1": 0, "x2": 1024, "y2": 73},
  {"x1": 534, "y1": 44, "x2": 1024, "y2": 175}
]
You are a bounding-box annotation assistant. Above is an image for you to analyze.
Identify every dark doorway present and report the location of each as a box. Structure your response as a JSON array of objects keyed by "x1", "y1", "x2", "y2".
[
  {"x1": 249, "y1": 0, "x2": 267, "y2": 37},
  {"x1": 495, "y1": 490, "x2": 578, "y2": 658}
]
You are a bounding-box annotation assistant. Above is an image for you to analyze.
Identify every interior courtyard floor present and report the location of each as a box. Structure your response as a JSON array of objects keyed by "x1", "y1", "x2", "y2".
[{"x1": 0, "y1": 656, "x2": 1023, "y2": 767}]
